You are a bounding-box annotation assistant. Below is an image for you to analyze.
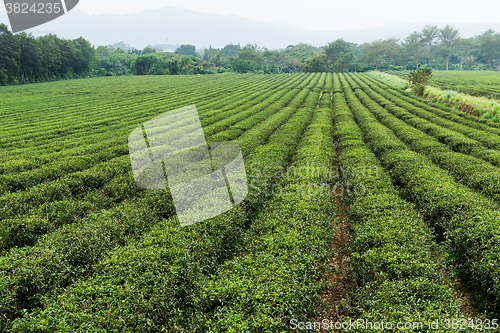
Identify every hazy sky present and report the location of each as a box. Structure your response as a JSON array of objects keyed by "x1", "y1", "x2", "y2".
[{"x1": 2, "y1": 0, "x2": 500, "y2": 31}]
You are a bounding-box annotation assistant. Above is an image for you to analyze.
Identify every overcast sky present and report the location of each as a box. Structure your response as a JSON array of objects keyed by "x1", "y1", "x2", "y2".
[
  {"x1": 56, "y1": 0, "x2": 500, "y2": 31},
  {"x1": 2, "y1": 0, "x2": 500, "y2": 31}
]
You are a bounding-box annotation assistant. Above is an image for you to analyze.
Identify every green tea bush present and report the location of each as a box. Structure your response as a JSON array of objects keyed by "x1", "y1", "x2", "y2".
[
  {"x1": 347, "y1": 74, "x2": 500, "y2": 203},
  {"x1": 332, "y1": 74, "x2": 463, "y2": 328},
  {"x1": 8, "y1": 74, "x2": 325, "y2": 332},
  {"x1": 341, "y1": 73, "x2": 500, "y2": 313}
]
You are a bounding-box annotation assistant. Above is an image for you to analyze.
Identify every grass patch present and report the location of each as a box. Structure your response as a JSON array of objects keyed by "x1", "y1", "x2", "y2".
[{"x1": 369, "y1": 71, "x2": 500, "y2": 123}]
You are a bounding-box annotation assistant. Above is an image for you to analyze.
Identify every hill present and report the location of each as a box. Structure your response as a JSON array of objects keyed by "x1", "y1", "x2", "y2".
[{"x1": 1, "y1": 7, "x2": 499, "y2": 49}]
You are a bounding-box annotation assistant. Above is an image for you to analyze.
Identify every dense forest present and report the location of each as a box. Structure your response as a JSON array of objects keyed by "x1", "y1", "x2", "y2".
[
  {"x1": 1, "y1": 23, "x2": 499, "y2": 86},
  {"x1": 0, "y1": 24, "x2": 95, "y2": 85}
]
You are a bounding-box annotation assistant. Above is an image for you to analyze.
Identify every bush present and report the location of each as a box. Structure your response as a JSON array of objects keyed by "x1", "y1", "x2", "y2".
[{"x1": 407, "y1": 68, "x2": 432, "y2": 96}]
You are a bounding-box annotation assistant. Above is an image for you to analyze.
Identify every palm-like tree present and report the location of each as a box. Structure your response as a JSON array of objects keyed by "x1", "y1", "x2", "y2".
[
  {"x1": 403, "y1": 31, "x2": 423, "y2": 70},
  {"x1": 439, "y1": 25, "x2": 461, "y2": 71},
  {"x1": 420, "y1": 25, "x2": 439, "y2": 69}
]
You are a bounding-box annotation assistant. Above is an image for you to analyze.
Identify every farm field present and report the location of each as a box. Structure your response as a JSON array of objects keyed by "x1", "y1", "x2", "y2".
[
  {"x1": 374, "y1": 70, "x2": 500, "y2": 123},
  {"x1": 391, "y1": 70, "x2": 500, "y2": 100},
  {"x1": 1, "y1": 73, "x2": 500, "y2": 331}
]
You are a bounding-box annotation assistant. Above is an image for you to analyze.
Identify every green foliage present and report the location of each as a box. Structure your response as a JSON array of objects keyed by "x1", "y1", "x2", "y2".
[
  {"x1": 333, "y1": 74, "x2": 464, "y2": 325},
  {"x1": 237, "y1": 44, "x2": 265, "y2": 64},
  {"x1": 301, "y1": 39, "x2": 356, "y2": 73},
  {"x1": 402, "y1": 31, "x2": 423, "y2": 69},
  {"x1": 359, "y1": 39, "x2": 400, "y2": 71},
  {"x1": 225, "y1": 44, "x2": 269, "y2": 73},
  {"x1": 5, "y1": 71, "x2": 500, "y2": 330},
  {"x1": 477, "y1": 30, "x2": 500, "y2": 70},
  {"x1": 343, "y1": 72, "x2": 500, "y2": 313},
  {"x1": 0, "y1": 24, "x2": 20, "y2": 84},
  {"x1": 128, "y1": 45, "x2": 158, "y2": 55},
  {"x1": 222, "y1": 43, "x2": 240, "y2": 57},
  {"x1": 131, "y1": 53, "x2": 165, "y2": 75},
  {"x1": 175, "y1": 44, "x2": 197, "y2": 57},
  {"x1": 0, "y1": 73, "x2": 331, "y2": 332},
  {"x1": 438, "y1": 25, "x2": 461, "y2": 70},
  {"x1": 203, "y1": 48, "x2": 222, "y2": 67},
  {"x1": 420, "y1": 25, "x2": 440, "y2": 68},
  {"x1": 128, "y1": 53, "x2": 212, "y2": 75},
  {"x1": 283, "y1": 43, "x2": 321, "y2": 60},
  {"x1": 263, "y1": 50, "x2": 297, "y2": 74},
  {"x1": 407, "y1": 67, "x2": 432, "y2": 96},
  {"x1": 301, "y1": 52, "x2": 328, "y2": 72},
  {"x1": 323, "y1": 38, "x2": 355, "y2": 72},
  {"x1": 0, "y1": 24, "x2": 96, "y2": 85}
]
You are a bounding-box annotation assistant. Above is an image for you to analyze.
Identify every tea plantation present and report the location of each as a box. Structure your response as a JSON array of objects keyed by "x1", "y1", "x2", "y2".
[
  {"x1": 0, "y1": 73, "x2": 499, "y2": 331},
  {"x1": 391, "y1": 70, "x2": 500, "y2": 99}
]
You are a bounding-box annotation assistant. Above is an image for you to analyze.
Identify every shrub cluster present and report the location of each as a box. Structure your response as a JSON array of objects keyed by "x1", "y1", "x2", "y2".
[
  {"x1": 0, "y1": 74, "x2": 321, "y2": 331},
  {"x1": 334, "y1": 73, "x2": 463, "y2": 327},
  {"x1": 346, "y1": 73, "x2": 500, "y2": 203},
  {"x1": 342, "y1": 73, "x2": 500, "y2": 313},
  {"x1": 6, "y1": 74, "x2": 327, "y2": 332}
]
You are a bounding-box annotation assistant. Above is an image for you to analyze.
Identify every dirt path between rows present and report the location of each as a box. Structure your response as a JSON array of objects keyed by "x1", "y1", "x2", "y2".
[
  {"x1": 320, "y1": 193, "x2": 350, "y2": 330},
  {"x1": 317, "y1": 100, "x2": 352, "y2": 331}
]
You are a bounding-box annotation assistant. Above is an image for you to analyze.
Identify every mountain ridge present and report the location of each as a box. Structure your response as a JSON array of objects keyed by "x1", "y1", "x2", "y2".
[{"x1": 1, "y1": 7, "x2": 499, "y2": 49}]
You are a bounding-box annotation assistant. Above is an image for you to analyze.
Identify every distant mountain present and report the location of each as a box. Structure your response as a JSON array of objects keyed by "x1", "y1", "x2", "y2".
[{"x1": 1, "y1": 7, "x2": 499, "y2": 49}]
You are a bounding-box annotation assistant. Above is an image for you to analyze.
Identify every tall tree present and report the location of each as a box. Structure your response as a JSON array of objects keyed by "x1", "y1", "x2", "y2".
[
  {"x1": 323, "y1": 38, "x2": 354, "y2": 72},
  {"x1": 264, "y1": 51, "x2": 289, "y2": 74},
  {"x1": 383, "y1": 38, "x2": 401, "y2": 71},
  {"x1": 457, "y1": 37, "x2": 477, "y2": 71},
  {"x1": 179, "y1": 56, "x2": 194, "y2": 74},
  {"x1": 359, "y1": 40, "x2": 386, "y2": 70},
  {"x1": 175, "y1": 44, "x2": 197, "y2": 57},
  {"x1": 420, "y1": 25, "x2": 439, "y2": 69},
  {"x1": 131, "y1": 54, "x2": 164, "y2": 75},
  {"x1": 237, "y1": 44, "x2": 265, "y2": 64},
  {"x1": 439, "y1": 25, "x2": 461, "y2": 70},
  {"x1": 73, "y1": 37, "x2": 96, "y2": 76},
  {"x1": 477, "y1": 30, "x2": 500, "y2": 70},
  {"x1": 0, "y1": 23, "x2": 20, "y2": 84},
  {"x1": 222, "y1": 44, "x2": 240, "y2": 58},
  {"x1": 54, "y1": 37, "x2": 77, "y2": 76},
  {"x1": 96, "y1": 45, "x2": 114, "y2": 57},
  {"x1": 284, "y1": 43, "x2": 321, "y2": 61},
  {"x1": 224, "y1": 44, "x2": 265, "y2": 73},
  {"x1": 403, "y1": 31, "x2": 423, "y2": 69},
  {"x1": 301, "y1": 52, "x2": 328, "y2": 72},
  {"x1": 38, "y1": 34, "x2": 61, "y2": 79},
  {"x1": 141, "y1": 46, "x2": 157, "y2": 55},
  {"x1": 394, "y1": 47, "x2": 411, "y2": 70},
  {"x1": 464, "y1": 55, "x2": 476, "y2": 70},
  {"x1": 203, "y1": 48, "x2": 222, "y2": 67},
  {"x1": 17, "y1": 32, "x2": 41, "y2": 82}
]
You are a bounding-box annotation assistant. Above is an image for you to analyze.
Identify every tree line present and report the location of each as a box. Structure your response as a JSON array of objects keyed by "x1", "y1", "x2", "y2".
[
  {"x1": 171, "y1": 26, "x2": 500, "y2": 74},
  {"x1": 0, "y1": 24, "x2": 95, "y2": 85},
  {"x1": 357, "y1": 25, "x2": 500, "y2": 71},
  {"x1": 1, "y1": 23, "x2": 500, "y2": 86},
  {"x1": 94, "y1": 43, "x2": 307, "y2": 77}
]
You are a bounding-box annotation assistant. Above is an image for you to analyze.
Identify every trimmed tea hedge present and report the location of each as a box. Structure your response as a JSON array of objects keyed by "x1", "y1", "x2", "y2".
[
  {"x1": 341, "y1": 73, "x2": 500, "y2": 314},
  {"x1": 334, "y1": 73, "x2": 464, "y2": 329}
]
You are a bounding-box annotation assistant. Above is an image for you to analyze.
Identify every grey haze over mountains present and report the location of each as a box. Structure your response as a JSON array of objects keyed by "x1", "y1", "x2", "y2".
[{"x1": 1, "y1": 6, "x2": 499, "y2": 49}]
